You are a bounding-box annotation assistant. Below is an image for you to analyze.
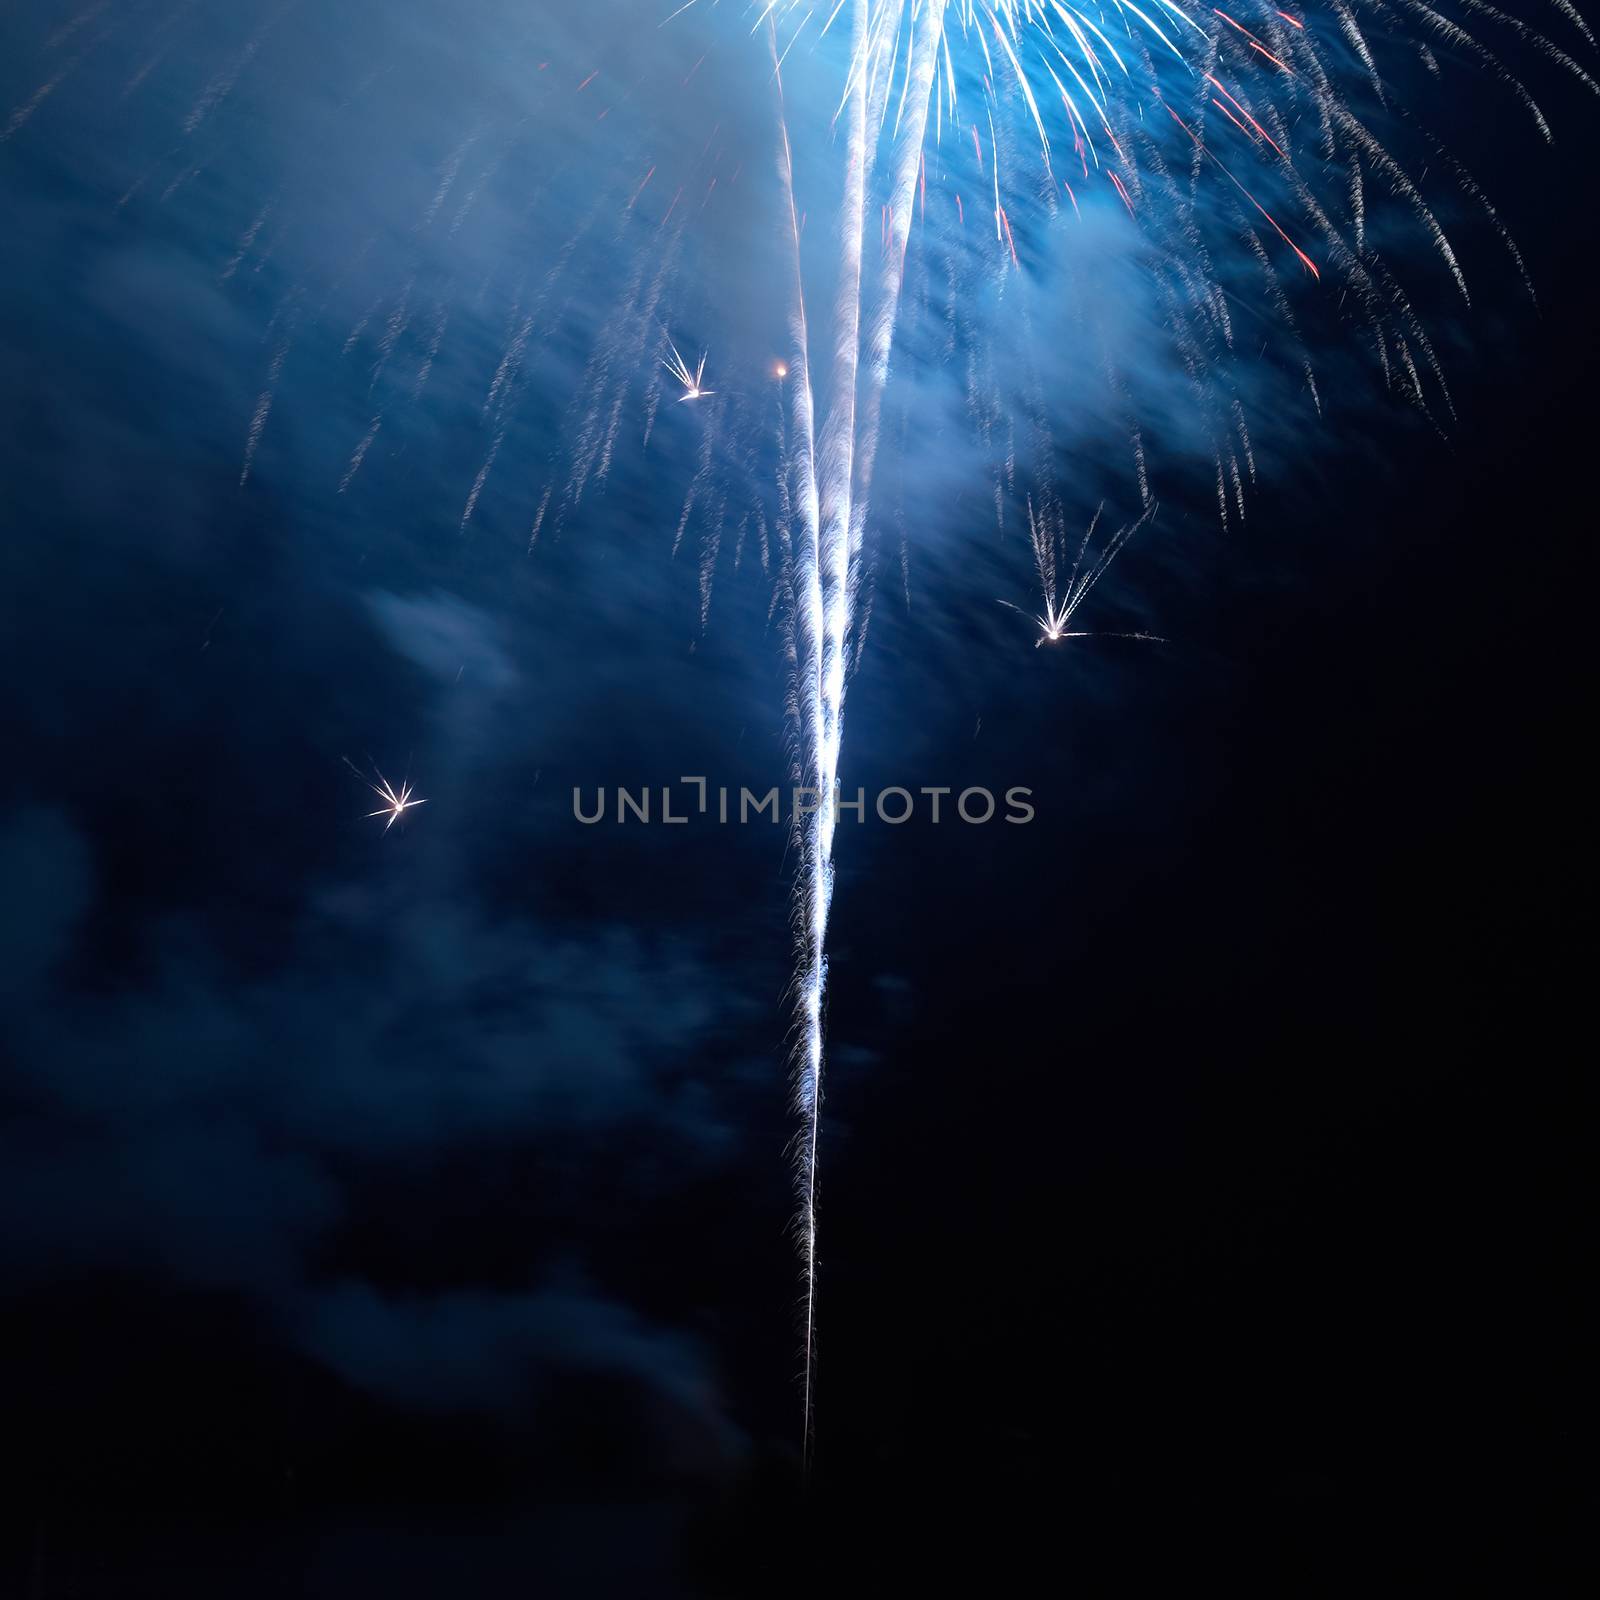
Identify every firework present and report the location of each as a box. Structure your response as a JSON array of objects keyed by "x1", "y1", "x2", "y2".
[
  {"x1": 752, "y1": 0, "x2": 1595, "y2": 1462},
  {"x1": 88, "y1": 0, "x2": 1587, "y2": 1469},
  {"x1": 998, "y1": 497, "x2": 1166, "y2": 645},
  {"x1": 662, "y1": 334, "x2": 714, "y2": 400},
  {"x1": 349, "y1": 761, "x2": 427, "y2": 832}
]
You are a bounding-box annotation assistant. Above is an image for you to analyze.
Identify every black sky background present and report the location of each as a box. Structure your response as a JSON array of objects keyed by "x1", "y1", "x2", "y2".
[{"x1": 1, "y1": 0, "x2": 1592, "y2": 1593}]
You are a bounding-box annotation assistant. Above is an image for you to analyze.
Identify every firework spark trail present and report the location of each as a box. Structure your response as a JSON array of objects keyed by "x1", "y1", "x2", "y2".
[
  {"x1": 781, "y1": 0, "x2": 878, "y2": 1464},
  {"x1": 2, "y1": 60, "x2": 81, "y2": 143},
  {"x1": 769, "y1": 13, "x2": 829, "y2": 1462},
  {"x1": 240, "y1": 334, "x2": 292, "y2": 487},
  {"x1": 182, "y1": 3, "x2": 287, "y2": 139},
  {"x1": 338, "y1": 414, "x2": 383, "y2": 493},
  {"x1": 456, "y1": 191, "x2": 619, "y2": 538},
  {"x1": 774, "y1": 0, "x2": 960, "y2": 1463},
  {"x1": 221, "y1": 198, "x2": 275, "y2": 283},
  {"x1": 849, "y1": 1, "x2": 948, "y2": 556},
  {"x1": 412, "y1": 298, "x2": 451, "y2": 400},
  {"x1": 595, "y1": 241, "x2": 685, "y2": 483},
  {"x1": 811, "y1": 0, "x2": 870, "y2": 828}
]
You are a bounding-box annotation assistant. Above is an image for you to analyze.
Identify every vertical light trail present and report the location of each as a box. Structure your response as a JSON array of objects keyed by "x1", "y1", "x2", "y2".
[
  {"x1": 769, "y1": 14, "x2": 830, "y2": 1472},
  {"x1": 795, "y1": 0, "x2": 871, "y2": 1470},
  {"x1": 851, "y1": 0, "x2": 947, "y2": 548},
  {"x1": 775, "y1": 0, "x2": 951, "y2": 1470}
]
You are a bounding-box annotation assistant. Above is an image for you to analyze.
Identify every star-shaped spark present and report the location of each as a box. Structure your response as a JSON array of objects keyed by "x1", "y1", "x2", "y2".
[
  {"x1": 662, "y1": 335, "x2": 713, "y2": 402},
  {"x1": 999, "y1": 501, "x2": 1166, "y2": 649},
  {"x1": 366, "y1": 771, "x2": 427, "y2": 831}
]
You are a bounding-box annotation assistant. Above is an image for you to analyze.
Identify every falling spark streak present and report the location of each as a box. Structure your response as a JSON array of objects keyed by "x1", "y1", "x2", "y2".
[
  {"x1": 789, "y1": 0, "x2": 874, "y2": 1466},
  {"x1": 2, "y1": 63, "x2": 79, "y2": 143}
]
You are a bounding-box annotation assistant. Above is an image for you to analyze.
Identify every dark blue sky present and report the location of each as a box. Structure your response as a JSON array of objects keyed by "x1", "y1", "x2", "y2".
[{"x1": 1, "y1": 1, "x2": 1591, "y2": 1591}]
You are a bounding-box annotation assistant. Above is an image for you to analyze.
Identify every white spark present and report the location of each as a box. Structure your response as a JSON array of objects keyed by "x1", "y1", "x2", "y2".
[
  {"x1": 364, "y1": 771, "x2": 427, "y2": 831},
  {"x1": 662, "y1": 335, "x2": 714, "y2": 400}
]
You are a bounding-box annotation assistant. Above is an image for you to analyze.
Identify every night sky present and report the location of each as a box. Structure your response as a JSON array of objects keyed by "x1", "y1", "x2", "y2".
[{"x1": 0, "y1": 1, "x2": 1590, "y2": 1593}]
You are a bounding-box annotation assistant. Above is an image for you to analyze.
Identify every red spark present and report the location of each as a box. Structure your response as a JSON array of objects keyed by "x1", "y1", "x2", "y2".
[
  {"x1": 1206, "y1": 74, "x2": 1287, "y2": 158},
  {"x1": 999, "y1": 205, "x2": 1020, "y2": 265},
  {"x1": 1213, "y1": 9, "x2": 1293, "y2": 72}
]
